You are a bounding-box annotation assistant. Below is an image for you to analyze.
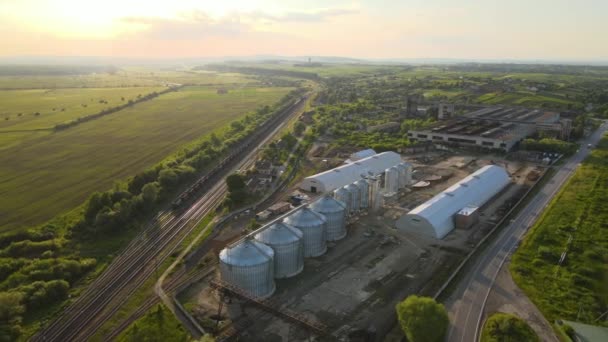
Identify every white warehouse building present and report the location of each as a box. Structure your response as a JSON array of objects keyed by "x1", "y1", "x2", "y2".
[
  {"x1": 300, "y1": 151, "x2": 402, "y2": 193},
  {"x1": 396, "y1": 165, "x2": 510, "y2": 239}
]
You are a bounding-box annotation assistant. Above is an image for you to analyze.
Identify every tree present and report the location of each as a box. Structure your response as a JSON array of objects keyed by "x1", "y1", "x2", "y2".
[
  {"x1": 293, "y1": 121, "x2": 306, "y2": 136},
  {"x1": 158, "y1": 169, "x2": 178, "y2": 190},
  {"x1": 226, "y1": 174, "x2": 246, "y2": 193},
  {"x1": 141, "y1": 182, "x2": 160, "y2": 205},
  {"x1": 395, "y1": 295, "x2": 449, "y2": 342},
  {"x1": 0, "y1": 291, "x2": 24, "y2": 322},
  {"x1": 226, "y1": 174, "x2": 248, "y2": 207}
]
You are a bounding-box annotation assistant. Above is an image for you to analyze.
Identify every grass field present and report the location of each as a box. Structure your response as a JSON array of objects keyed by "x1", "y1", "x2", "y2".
[
  {"x1": 0, "y1": 87, "x2": 165, "y2": 131},
  {"x1": 0, "y1": 69, "x2": 254, "y2": 89},
  {"x1": 510, "y1": 136, "x2": 608, "y2": 325},
  {"x1": 0, "y1": 86, "x2": 292, "y2": 232}
]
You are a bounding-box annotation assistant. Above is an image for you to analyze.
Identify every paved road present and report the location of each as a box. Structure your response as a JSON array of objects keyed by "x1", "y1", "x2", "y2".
[{"x1": 446, "y1": 122, "x2": 608, "y2": 342}]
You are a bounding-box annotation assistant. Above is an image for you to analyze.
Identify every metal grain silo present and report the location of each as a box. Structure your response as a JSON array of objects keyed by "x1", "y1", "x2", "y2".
[
  {"x1": 368, "y1": 176, "x2": 382, "y2": 211},
  {"x1": 345, "y1": 183, "x2": 360, "y2": 211},
  {"x1": 310, "y1": 195, "x2": 347, "y2": 241},
  {"x1": 400, "y1": 162, "x2": 413, "y2": 186},
  {"x1": 396, "y1": 163, "x2": 407, "y2": 189},
  {"x1": 254, "y1": 222, "x2": 304, "y2": 278},
  {"x1": 384, "y1": 166, "x2": 399, "y2": 194},
  {"x1": 334, "y1": 187, "x2": 352, "y2": 215},
  {"x1": 354, "y1": 179, "x2": 370, "y2": 209},
  {"x1": 283, "y1": 207, "x2": 327, "y2": 257},
  {"x1": 219, "y1": 238, "x2": 275, "y2": 298}
]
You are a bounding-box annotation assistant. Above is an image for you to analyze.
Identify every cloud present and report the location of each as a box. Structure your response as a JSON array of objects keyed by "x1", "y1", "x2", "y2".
[
  {"x1": 250, "y1": 8, "x2": 358, "y2": 23},
  {"x1": 118, "y1": 8, "x2": 357, "y2": 40},
  {"x1": 120, "y1": 11, "x2": 250, "y2": 40}
]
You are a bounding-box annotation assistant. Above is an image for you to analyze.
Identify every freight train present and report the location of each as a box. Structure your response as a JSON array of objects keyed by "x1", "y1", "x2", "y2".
[{"x1": 171, "y1": 96, "x2": 304, "y2": 209}]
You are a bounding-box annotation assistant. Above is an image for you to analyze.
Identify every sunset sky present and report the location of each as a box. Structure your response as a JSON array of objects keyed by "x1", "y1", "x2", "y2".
[{"x1": 1, "y1": 0, "x2": 607, "y2": 60}]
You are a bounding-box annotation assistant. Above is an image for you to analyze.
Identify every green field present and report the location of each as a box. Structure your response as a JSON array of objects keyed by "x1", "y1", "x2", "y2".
[
  {"x1": 510, "y1": 136, "x2": 608, "y2": 325},
  {"x1": 0, "y1": 86, "x2": 292, "y2": 232},
  {"x1": 0, "y1": 69, "x2": 254, "y2": 89},
  {"x1": 0, "y1": 87, "x2": 165, "y2": 132}
]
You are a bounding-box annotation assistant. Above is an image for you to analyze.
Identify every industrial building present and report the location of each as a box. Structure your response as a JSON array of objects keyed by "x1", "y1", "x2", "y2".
[
  {"x1": 345, "y1": 148, "x2": 376, "y2": 163},
  {"x1": 396, "y1": 165, "x2": 511, "y2": 239},
  {"x1": 407, "y1": 106, "x2": 565, "y2": 151},
  {"x1": 299, "y1": 151, "x2": 402, "y2": 193}
]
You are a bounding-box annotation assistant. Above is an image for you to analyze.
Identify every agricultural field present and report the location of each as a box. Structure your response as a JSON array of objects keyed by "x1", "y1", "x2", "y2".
[
  {"x1": 510, "y1": 136, "x2": 608, "y2": 325},
  {"x1": 0, "y1": 85, "x2": 292, "y2": 232},
  {"x1": 0, "y1": 69, "x2": 254, "y2": 89},
  {"x1": 0, "y1": 87, "x2": 165, "y2": 131}
]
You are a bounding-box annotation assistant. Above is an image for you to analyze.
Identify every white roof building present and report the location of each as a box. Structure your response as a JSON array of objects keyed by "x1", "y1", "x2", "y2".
[
  {"x1": 300, "y1": 151, "x2": 402, "y2": 193},
  {"x1": 396, "y1": 165, "x2": 510, "y2": 239},
  {"x1": 344, "y1": 148, "x2": 376, "y2": 164}
]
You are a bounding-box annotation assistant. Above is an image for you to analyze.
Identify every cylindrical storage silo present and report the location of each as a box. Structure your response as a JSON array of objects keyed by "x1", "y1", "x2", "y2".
[
  {"x1": 283, "y1": 207, "x2": 327, "y2": 257},
  {"x1": 310, "y1": 195, "x2": 347, "y2": 241},
  {"x1": 345, "y1": 183, "x2": 360, "y2": 212},
  {"x1": 368, "y1": 176, "x2": 381, "y2": 211},
  {"x1": 396, "y1": 163, "x2": 407, "y2": 189},
  {"x1": 254, "y1": 222, "x2": 304, "y2": 278},
  {"x1": 334, "y1": 187, "x2": 352, "y2": 215},
  {"x1": 400, "y1": 162, "x2": 413, "y2": 186},
  {"x1": 219, "y1": 239, "x2": 275, "y2": 298},
  {"x1": 384, "y1": 166, "x2": 399, "y2": 194},
  {"x1": 355, "y1": 179, "x2": 370, "y2": 209}
]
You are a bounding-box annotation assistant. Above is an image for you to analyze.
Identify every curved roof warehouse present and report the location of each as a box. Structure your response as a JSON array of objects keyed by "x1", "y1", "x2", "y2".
[
  {"x1": 299, "y1": 151, "x2": 402, "y2": 193},
  {"x1": 396, "y1": 165, "x2": 511, "y2": 239}
]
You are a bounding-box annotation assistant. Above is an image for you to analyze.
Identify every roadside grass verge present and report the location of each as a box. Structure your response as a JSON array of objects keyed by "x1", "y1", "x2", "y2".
[
  {"x1": 510, "y1": 136, "x2": 608, "y2": 326},
  {"x1": 116, "y1": 304, "x2": 190, "y2": 342}
]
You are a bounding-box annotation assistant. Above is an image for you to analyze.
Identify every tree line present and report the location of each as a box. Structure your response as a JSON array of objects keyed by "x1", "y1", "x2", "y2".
[{"x1": 54, "y1": 87, "x2": 181, "y2": 131}]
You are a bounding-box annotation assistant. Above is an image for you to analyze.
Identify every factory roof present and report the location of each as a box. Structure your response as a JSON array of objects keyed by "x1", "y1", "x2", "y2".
[
  {"x1": 397, "y1": 165, "x2": 510, "y2": 238},
  {"x1": 300, "y1": 151, "x2": 401, "y2": 193}
]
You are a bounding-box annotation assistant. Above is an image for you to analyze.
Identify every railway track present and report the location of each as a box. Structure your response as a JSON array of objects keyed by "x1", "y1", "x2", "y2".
[
  {"x1": 103, "y1": 266, "x2": 216, "y2": 341},
  {"x1": 32, "y1": 94, "x2": 309, "y2": 342}
]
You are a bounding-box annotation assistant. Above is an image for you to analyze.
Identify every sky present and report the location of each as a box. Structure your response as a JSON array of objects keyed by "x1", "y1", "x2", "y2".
[{"x1": 1, "y1": 0, "x2": 607, "y2": 61}]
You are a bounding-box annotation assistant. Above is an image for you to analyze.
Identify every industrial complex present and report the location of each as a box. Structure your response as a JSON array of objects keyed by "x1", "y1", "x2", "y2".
[
  {"x1": 407, "y1": 106, "x2": 571, "y2": 151},
  {"x1": 171, "y1": 136, "x2": 555, "y2": 342}
]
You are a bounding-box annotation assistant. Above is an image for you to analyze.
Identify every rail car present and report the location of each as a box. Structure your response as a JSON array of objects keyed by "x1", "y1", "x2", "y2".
[{"x1": 171, "y1": 97, "x2": 304, "y2": 209}]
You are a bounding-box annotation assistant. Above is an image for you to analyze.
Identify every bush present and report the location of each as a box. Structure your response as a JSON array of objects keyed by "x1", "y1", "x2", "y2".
[
  {"x1": 481, "y1": 312, "x2": 539, "y2": 342},
  {"x1": 1, "y1": 239, "x2": 62, "y2": 258}
]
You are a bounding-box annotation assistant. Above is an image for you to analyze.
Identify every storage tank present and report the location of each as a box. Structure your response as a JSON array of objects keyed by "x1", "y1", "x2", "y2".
[
  {"x1": 310, "y1": 195, "x2": 347, "y2": 241},
  {"x1": 219, "y1": 238, "x2": 275, "y2": 298},
  {"x1": 384, "y1": 166, "x2": 399, "y2": 194},
  {"x1": 345, "y1": 183, "x2": 360, "y2": 212},
  {"x1": 401, "y1": 162, "x2": 413, "y2": 186},
  {"x1": 334, "y1": 187, "x2": 352, "y2": 215},
  {"x1": 396, "y1": 163, "x2": 408, "y2": 189},
  {"x1": 254, "y1": 222, "x2": 304, "y2": 278},
  {"x1": 283, "y1": 207, "x2": 327, "y2": 257},
  {"x1": 368, "y1": 176, "x2": 382, "y2": 211},
  {"x1": 354, "y1": 179, "x2": 370, "y2": 209}
]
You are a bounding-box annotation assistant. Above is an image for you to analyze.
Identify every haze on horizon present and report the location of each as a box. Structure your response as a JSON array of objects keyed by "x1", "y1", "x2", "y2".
[{"x1": 1, "y1": 0, "x2": 607, "y2": 62}]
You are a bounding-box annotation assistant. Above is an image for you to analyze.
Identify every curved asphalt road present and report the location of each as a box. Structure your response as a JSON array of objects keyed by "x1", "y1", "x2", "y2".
[{"x1": 446, "y1": 122, "x2": 608, "y2": 342}]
